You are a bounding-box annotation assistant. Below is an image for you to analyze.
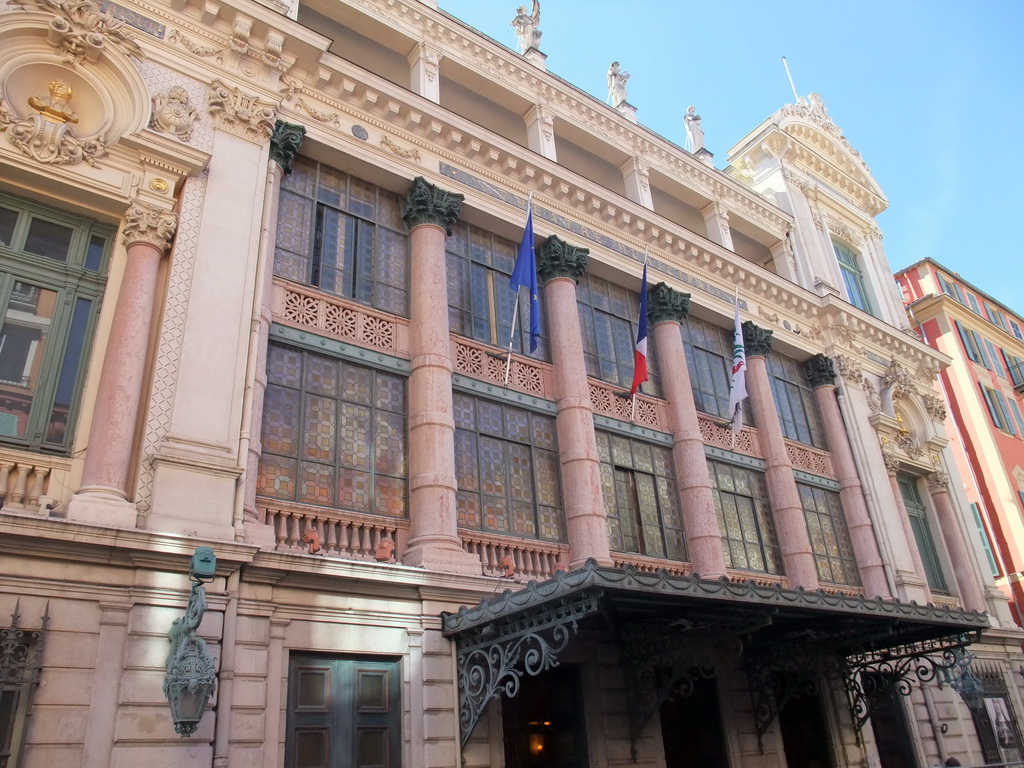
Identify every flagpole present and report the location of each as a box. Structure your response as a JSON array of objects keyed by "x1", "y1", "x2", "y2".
[
  {"x1": 731, "y1": 287, "x2": 739, "y2": 451},
  {"x1": 631, "y1": 247, "x2": 649, "y2": 422},
  {"x1": 505, "y1": 192, "x2": 533, "y2": 385},
  {"x1": 781, "y1": 56, "x2": 800, "y2": 103}
]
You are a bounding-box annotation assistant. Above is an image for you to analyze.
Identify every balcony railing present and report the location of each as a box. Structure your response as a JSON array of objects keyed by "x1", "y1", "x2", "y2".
[
  {"x1": 0, "y1": 448, "x2": 70, "y2": 516},
  {"x1": 460, "y1": 532, "x2": 568, "y2": 582},
  {"x1": 260, "y1": 500, "x2": 408, "y2": 562}
]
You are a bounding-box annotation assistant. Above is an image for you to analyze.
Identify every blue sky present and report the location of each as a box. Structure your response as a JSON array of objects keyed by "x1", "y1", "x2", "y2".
[{"x1": 438, "y1": 0, "x2": 1024, "y2": 311}]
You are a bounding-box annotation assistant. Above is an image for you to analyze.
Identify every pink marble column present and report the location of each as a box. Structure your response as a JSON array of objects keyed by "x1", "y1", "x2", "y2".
[
  {"x1": 929, "y1": 472, "x2": 987, "y2": 612},
  {"x1": 649, "y1": 283, "x2": 726, "y2": 577},
  {"x1": 885, "y1": 459, "x2": 932, "y2": 603},
  {"x1": 401, "y1": 177, "x2": 480, "y2": 574},
  {"x1": 537, "y1": 236, "x2": 612, "y2": 568},
  {"x1": 77, "y1": 201, "x2": 178, "y2": 499},
  {"x1": 806, "y1": 355, "x2": 890, "y2": 598},
  {"x1": 742, "y1": 322, "x2": 818, "y2": 589}
]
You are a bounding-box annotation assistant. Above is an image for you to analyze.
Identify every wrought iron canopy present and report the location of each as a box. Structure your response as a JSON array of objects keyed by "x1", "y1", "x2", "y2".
[{"x1": 441, "y1": 561, "x2": 988, "y2": 749}]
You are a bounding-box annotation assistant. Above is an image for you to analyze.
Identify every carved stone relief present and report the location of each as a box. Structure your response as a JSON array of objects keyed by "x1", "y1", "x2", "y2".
[
  {"x1": 150, "y1": 86, "x2": 198, "y2": 143},
  {"x1": 922, "y1": 393, "x2": 948, "y2": 423},
  {"x1": 883, "y1": 357, "x2": 916, "y2": 402},
  {"x1": 0, "y1": 79, "x2": 106, "y2": 166},
  {"x1": 122, "y1": 199, "x2": 178, "y2": 252},
  {"x1": 9, "y1": 0, "x2": 143, "y2": 65},
  {"x1": 207, "y1": 79, "x2": 276, "y2": 143}
]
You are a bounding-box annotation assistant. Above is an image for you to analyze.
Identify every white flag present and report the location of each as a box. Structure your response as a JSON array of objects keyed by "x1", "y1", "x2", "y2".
[{"x1": 727, "y1": 296, "x2": 747, "y2": 434}]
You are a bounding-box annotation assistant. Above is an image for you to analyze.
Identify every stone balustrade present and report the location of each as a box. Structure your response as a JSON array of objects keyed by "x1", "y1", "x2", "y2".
[{"x1": 0, "y1": 448, "x2": 71, "y2": 516}]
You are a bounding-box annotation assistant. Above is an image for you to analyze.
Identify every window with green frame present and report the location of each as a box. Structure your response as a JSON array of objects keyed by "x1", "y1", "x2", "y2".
[
  {"x1": 797, "y1": 483, "x2": 860, "y2": 586},
  {"x1": 597, "y1": 431, "x2": 686, "y2": 561},
  {"x1": 0, "y1": 194, "x2": 110, "y2": 454},
  {"x1": 765, "y1": 353, "x2": 827, "y2": 449},
  {"x1": 453, "y1": 392, "x2": 564, "y2": 542},
  {"x1": 273, "y1": 156, "x2": 409, "y2": 316},
  {"x1": 577, "y1": 272, "x2": 659, "y2": 395},
  {"x1": 445, "y1": 221, "x2": 548, "y2": 358},
  {"x1": 709, "y1": 460, "x2": 781, "y2": 574},
  {"x1": 257, "y1": 343, "x2": 408, "y2": 517},
  {"x1": 896, "y1": 473, "x2": 948, "y2": 593},
  {"x1": 832, "y1": 240, "x2": 873, "y2": 314}
]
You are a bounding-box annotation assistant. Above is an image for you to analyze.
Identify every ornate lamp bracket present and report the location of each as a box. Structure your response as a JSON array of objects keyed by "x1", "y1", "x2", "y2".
[
  {"x1": 842, "y1": 631, "x2": 983, "y2": 731},
  {"x1": 453, "y1": 590, "x2": 601, "y2": 747}
]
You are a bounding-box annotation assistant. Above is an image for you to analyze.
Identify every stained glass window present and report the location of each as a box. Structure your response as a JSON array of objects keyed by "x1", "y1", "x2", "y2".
[
  {"x1": 680, "y1": 315, "x2": 733, "y2": 420},
  {"x1": 797, "y1": 483, "x2": 859, "y2": 586},
  {"x1": 597, "y1": 431, "x2": 686, "y2": 561},
  {"x1": 453, "y1": 393, "x2": 564, "y2": 542},
  {"x1": 446, "y1": 222, "x2": 549, "y2": 358},
  {"x1": 709, "y1": 461, "x2": 781, "y2": 574},
  {"x1": 577, "y1": 273, "x2": 660, "y2": 396},
  {"x1": 275, "y1": 157, "x2": 409, "y2": 316},
  {"x1": 258, "y1": 343, "x2": 407, "y2": 517},
  {"x1": 0, "y1": 193, "x2": 110, "y2": 453},
  {"x1": 765, "y1": 353, "x2": 827, "y2": 449}
]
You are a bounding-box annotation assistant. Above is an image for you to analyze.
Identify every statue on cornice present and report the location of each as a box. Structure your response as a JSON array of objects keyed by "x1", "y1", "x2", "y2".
[
  {"x1": 684, "y1": 105, "x2": 704, "y2": 152},
  {"x1": 607, "y1": 61, "x2": 629, "y2": 106},
  {"x1": 510, "y1": 0, "x2": 542, "y2": 53}
]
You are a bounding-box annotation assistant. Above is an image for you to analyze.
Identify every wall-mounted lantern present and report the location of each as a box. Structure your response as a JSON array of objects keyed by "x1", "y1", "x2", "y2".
[{"x1": 163, "y1": 547, "x2": 218, "y2": 737}]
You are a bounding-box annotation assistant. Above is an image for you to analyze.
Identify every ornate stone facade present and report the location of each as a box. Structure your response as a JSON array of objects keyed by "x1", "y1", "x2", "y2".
[
  {"x1": 741, "y1": 321, "x2": 773, "y2": 357},
  {"x1": 647, "y1": 282, "x2": 690, "y2": 325},
  {"x1": 207, "y1": 80, "x2": 276, "y2": 142}
]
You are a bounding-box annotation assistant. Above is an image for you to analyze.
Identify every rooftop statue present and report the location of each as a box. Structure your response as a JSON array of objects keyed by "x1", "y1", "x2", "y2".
[
  {"x1": 510, "y1": 0, "x2": 542, "y2": 53},
  {"x1": 607, "y1": 61, "x2": 629, "y2": 106},
  {"x1": 684, "y1": 105, "x2": 704, "y2": 152}
]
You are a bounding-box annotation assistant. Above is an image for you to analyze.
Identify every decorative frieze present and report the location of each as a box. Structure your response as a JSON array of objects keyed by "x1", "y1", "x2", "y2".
[
  {"x1": 122, "y1": 200, "x2": 178, "y2": 252},
  {"x1": 269, "y1": 120, "x2": 305, "y2": 175},
  {"x1": 647, "y1": 283, "x2": 690, "y2": 325},
  {"x1": 537, "y1": 236, "x2": 588, "y2": 283},
  {"x1": 207, "y1": 80, "x2": 276, "y2": 142},
  {"x1": 741, "y1": 321, "x2": 773, "y2": 357},
  {"x1": 401, "y1": 176, "x2": 463, "y2": 235},
  {"x1": 150, "y1": 86, "x2": 199, "y2": 143}
]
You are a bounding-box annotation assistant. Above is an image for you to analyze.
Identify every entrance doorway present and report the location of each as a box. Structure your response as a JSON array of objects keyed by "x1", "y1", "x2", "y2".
[
  {"x1": 502, "y1": 665, "x2": 589, "y2": 768},
  {"x1": 659, "y1": 674, "x2": 729, "y2": 768},
  {"x1": 778, "y1": 687, "x2": 834, "y2": 768},
  {"x1": 866, "y1": 674, "x2": 918, "y2": 768}
]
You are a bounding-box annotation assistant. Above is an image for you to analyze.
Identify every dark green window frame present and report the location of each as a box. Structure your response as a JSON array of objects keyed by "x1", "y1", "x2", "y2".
[
  {"x1": 897, "y1": 473, "x2": 948, "y2": 593},
  {"x1": 0, "y1": 193, "x2": 110, "y2": 454}
]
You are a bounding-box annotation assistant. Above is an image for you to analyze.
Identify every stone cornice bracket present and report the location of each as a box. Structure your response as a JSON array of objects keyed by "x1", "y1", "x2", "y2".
[
  {"x1": 647, "y1": 282, "x2": 690, "y2": 325},
  {"x1": 537, "y1": 236, "x2": 588, "y2": 284},
  {"x1": 269, "y1": 120, "x2": 306, "y2": 174},
  {"x1": 207, "y1": 80, "x2": 277, "y2": 143},
  {"x1": 122, "y1": 200, "x2": 178, "y2": 253},
  {"x1": 9, "y1": 0, "x2": 144, "y2": 65},
  {"x1": 741, "y1": 321, "x2": 773, "y2": 357},
  {"x1": 401, "y1": 176, "x2": 463, "y2": 235},
  {"x1": 804, "y1": 354, "x2": 836, "y2": 389}
]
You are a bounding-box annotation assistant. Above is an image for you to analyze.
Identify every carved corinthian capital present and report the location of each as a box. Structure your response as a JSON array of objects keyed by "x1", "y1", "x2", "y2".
[
  {"x1": 804, "y1": 354, "x2": 836, "y2": 388},
  {"x1": 537, "y1": 236, "x2": 588, "y2": 284},
  {"x1": 207, "y1": 80, "x2": 277, "y2": 143},
  {"x1": 269, "y1": 120, "x2": 306, "y2": 174},
  {"x1": 122, "y1": 201, "x2": 178, "y2": 253},
  {"x1": 741, "y1": 321, "x2": 773, "y2": 357},
  {"x1": 927, "y1": 469, "x2": 949, "y2": 491},
  {"x1": 401, "y1": 176, "x2": 464, "y2": 235},
  {"x1": 647, "y1": 282, "x2": 690, "y2": 325}
]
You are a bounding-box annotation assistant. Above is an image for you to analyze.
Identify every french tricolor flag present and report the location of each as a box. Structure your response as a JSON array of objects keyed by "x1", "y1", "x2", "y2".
[{"x1": 630, "y1": 261, "x2": 649, "y2": 396}]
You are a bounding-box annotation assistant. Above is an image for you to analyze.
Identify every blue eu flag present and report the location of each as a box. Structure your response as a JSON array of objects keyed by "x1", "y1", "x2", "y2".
[{"x1": 510, "y1": 206, "x2": 539, "y2": 353}]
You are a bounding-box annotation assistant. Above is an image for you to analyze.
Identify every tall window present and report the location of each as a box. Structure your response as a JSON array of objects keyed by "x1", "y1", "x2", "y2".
[
  {"x1": 274, "y1": 157, "x2": 409, "y2": 315},
  {"x1": 955, "y1": 320, "x2": 990, "y2": 367},
  {"x1": 832, "y1": 240, "x2": 872, "y2": 314},
  {"x1": 798, "y1": 484, "x2": 859, "y2": 585},
  {"x1": 970, "y1": 502, "x2": 1000, "y2": 578},
  {"x1": 1003, "y1": 351, "x2": 1024, "y2": 387},
  {"x1": 981, "y1": 384, "x2": 1017, "y2": 436},
  {"x1": 680, "y1": 316, "x2": 733, "y2": 419},
  {"x1": 971, "y1": 672, "x2": 1023, "y2": 766},
  {"x1": 286, "y1": 654, "x2": 401, "y2": 768},
  {"x1": 896, "y1": 473, "x2": 948, "y2": 593},
  {"x1": 446, "y1": 222, "x2": 548, "y2": 358},
  {"x1": 0, "y1": 194, "x2": 110, "y2": 453},
  {"x1": 597, "y1": 432, "x2": 686, "y2": 561},
  {"x1": 0, "y1": 614, "x2": 45, "y2": 768},
  {"x1": 453, "y1": 393, "x2": 564, "y2": 542},
  {"x1": 936, "y1": 272, "x2": 966, "y2": 304},
  {"x1": 766, "y1": 354, "x2": 827, "y2": 449},
  {"x1": 709, "y1": 460, "x2": 781, "y2": 574},
  {"x1": 577, "y1": 273, "x2": 659, "y2": 395},
  {"x1": 257, "y1": 344, "x2": 407, "y2": 517}
]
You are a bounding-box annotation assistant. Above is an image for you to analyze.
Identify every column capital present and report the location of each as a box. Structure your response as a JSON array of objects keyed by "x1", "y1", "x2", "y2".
[
  {"x1": 269, "y1": 120, "x2": 306, "y2": 174},
  {"x1": 537, "y1": 235, "x2": 589, "y2": 283},
  {"x1": 401, "y1": 176, "x2": 464, "y2": 235},
  {"x1": 804, "y1": 353, "x2": 836, "y2": 388},
  {"x1": 648, "y1": 282, "x2": 690, "y2": 325},
  {"x1": 122, "y1": 200, "x2": 178, "y2": 253},
  {"x1": 882, "y1": 451, "x2": 901, "y2": 476},
  {"x1": 741, "y1": 321, "x2": 773, "y2": 357},
  {"x1": 927, "y1": 469, "x2": 950, "y2": 491}
]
